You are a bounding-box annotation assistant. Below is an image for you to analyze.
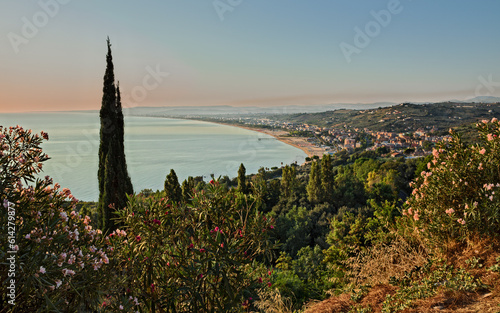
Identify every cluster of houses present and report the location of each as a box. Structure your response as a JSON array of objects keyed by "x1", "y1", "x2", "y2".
[{"x1": 232, "y1": 117, "x2": 452, "y2": 157}]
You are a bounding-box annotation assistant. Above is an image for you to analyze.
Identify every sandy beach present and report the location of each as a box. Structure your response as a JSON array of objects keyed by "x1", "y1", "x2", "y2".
[{"x1": 217, "y1": 123, "x2": 329, "y2": 158}]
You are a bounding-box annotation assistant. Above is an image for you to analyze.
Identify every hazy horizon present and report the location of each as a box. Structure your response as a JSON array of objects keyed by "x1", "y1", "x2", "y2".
[{"x1": 2, "y1": 1, "x2": 500, "y2": 113}]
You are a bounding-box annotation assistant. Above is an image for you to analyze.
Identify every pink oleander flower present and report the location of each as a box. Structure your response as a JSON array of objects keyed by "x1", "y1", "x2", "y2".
[
  {"x1": 487, "y1": 134, "x2": 494, "y2": 141},
  {"x1": 479, "y1": 148, "x2": 486, "y2": 155},
  {"x1": 62, "y1": 268, "x2": 75, "y2": 277},
  {"x1": 39, "y1": 266, "x2": 46, "y2": 274},
  {"x1": 492, "y1": 117, "x2": 498, "y2": 123},
  {"x1": 136, "y1": 235, "x2": 141, "y2": 242},
  {"x1": 445, "y1": 208, "x2": 454, "y2": 215},
  {"x1": 457, "y1": 218, "x2": 466, "y2": 225},
  {"x1": 59, "y1": 211, "x2": 68, "y2": 222}
]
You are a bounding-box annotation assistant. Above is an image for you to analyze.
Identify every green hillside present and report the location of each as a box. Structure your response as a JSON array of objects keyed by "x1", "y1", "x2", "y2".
[{"x1": 281, "y1": 102, "x2": 500, "y2": 133}]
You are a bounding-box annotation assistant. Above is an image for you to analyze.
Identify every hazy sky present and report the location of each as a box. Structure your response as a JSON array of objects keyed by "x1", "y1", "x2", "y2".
[{"x1": 2, "y1": 0, "x2": 500, "y2": 113}]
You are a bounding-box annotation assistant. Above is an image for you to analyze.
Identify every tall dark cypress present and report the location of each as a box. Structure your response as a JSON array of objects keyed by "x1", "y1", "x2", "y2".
[
  {"x1": 237, "y1": 163, "x2": 248, "y2": 194},
  {"x1": 164, "y1": 169, "x2": 182, "y2": 203},
  {"x1": 98, "y1": 38, "x2": 133, "y2": 233}
]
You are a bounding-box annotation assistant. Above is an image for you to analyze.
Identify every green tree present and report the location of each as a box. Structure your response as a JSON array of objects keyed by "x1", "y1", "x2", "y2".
[
  {"x1": 252, "y1": 167, "x2": 269, "y2": 211},
  {"x1": 181, "y1": 176, "x2": 196, "y2": 202},
  {"x1": 306, "y1": 161, "x2": 322, "y2": 204},
  {"x1": 321, "y1": 154, "x2": 334, "y2": 202},
  {"x1": 237, "y1": 163, "x2": 248, "y2": 194},
  {"x1": 165, "y1": 169, "x2": 182, "y2": 203},
  {"x1": 98, "y1": 38, "x2": 133, "y2": 233},
  {"x1": 281, "y1": 165, "x2": 297, "y2": 198}
]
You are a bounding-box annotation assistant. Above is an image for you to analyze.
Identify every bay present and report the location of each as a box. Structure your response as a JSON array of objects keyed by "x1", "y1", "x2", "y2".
[{"x1": 0, "y1": 112, "x2": 306, "y2": 201}]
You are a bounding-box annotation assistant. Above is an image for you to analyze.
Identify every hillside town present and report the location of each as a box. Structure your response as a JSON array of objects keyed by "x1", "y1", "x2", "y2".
[{"x1": 206, "y1": 115, "x2": 453, "y2": 158}]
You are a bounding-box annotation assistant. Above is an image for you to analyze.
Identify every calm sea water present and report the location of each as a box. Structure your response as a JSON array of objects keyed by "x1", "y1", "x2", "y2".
[{"x1": 0, "y1": 112, "x2": 306, "y2": 201}]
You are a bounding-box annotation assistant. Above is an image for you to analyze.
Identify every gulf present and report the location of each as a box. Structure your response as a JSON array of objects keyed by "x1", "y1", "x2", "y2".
[{"x1": 0, "y1": 112, "x2": 306, "y2": 201}]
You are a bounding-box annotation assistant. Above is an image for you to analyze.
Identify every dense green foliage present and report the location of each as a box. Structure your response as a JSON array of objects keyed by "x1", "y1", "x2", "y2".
[{"x1": 98, "y1": 38, "x2": 133, "y2": 233}]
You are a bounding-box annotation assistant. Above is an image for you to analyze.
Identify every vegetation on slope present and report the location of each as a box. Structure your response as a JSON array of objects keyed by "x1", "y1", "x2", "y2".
[{"x1": 1, "y1": 118, "x2": 500, "y2": 312}]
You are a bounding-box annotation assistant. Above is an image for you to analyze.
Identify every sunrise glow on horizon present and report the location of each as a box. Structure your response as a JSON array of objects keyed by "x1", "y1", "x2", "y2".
[{"x1": 1, "y1": 1, "x2": 500, "y2": 113}]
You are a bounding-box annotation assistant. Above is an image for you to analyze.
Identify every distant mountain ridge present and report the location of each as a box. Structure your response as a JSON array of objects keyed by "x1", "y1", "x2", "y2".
[
  {"x1": 120, "y1": 102, "x2": 397, "y2": 117},
  {"x1": 52, "y1": 96, "x2": 500, "y2": 117},
  {"x1": 120, "y1": 97, "x2": 500, "y2": 117}
]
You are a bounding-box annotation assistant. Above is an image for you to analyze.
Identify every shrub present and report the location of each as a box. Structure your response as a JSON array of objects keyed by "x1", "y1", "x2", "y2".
[
  {"x1": 107, "y1": 182, "x2": 277, "y2": 312},
  {"x1": 0, "y1": 125, "x2": 113, "y2": 311},
  {"x1": 403, "y1": 118, "x2": 500, "y2": 248}
]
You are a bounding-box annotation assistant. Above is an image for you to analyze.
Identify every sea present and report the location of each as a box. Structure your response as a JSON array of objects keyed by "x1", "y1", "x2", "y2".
[{"x1": 0, "y1": 112, "x2": 306, "y2": 201}]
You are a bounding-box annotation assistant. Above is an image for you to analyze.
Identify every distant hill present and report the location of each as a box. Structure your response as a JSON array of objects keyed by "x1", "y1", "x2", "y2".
[
  {"x1": 278, "y1": 102, "x2": 500, "y2": 133},
  {"x1": 463, "y1": 96, "x2": 500, "y2": 103},
  {"x1": 121, "y1": 102, "x2": 397, "y2": 117}
]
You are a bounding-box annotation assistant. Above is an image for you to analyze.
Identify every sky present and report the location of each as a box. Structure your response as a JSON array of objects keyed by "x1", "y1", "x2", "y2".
[{"x1": 1, "y1": 0, "x2": 500, "y2": 113}]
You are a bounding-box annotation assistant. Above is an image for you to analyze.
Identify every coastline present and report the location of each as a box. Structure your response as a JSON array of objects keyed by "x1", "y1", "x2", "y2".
[{"x1": 209, "y1": 122, "x2": 328, "y2": 158}]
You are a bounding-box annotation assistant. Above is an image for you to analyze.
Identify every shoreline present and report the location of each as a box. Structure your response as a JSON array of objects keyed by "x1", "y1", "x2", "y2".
[
  {"x1": 207, "y1": 121, "x2": 328, "y2": 158},
  {"x1": 130, "y1": 115, "x2": 329, "y2": 159}
]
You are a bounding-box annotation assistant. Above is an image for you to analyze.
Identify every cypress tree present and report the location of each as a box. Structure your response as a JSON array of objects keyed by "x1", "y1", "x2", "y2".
[
  {"x1": 307, "y1": 160, "x2": 322, "y2": 204},
  {"x1": 281, "y1": 165, "x2": 297, "y2": 198},
  {"x1": 164, "y1": 169, "x2": 182, "y2": 203},
  {"x1": 181, "y1": 176, "x2": 196, "y2": 203},
  {"x1": 321, "y1": 154, "x2": 334, "y2": 202},
  {"x1": 237, "y1": 163, "x2": 248, "y2": 194},
  {"x1": 98, "y1": 38, "x2": 133, "y2": 233}
]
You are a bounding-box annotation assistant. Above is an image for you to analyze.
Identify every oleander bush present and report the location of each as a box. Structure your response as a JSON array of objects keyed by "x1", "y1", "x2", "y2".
[
  {"x1": 403, "y1": 118, "x2": 500, "y2": 249},
  {"x1": 103, "y1": 184, "x2": 277, "y2": 312},
  {"x1": 0, "y1": 125, "x2": 114, "y2": 311}
]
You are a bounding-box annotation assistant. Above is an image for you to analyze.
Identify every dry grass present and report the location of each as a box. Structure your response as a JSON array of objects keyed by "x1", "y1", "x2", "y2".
[
  {"x1": 304, "y1": 236, "x2": 500, "y2": 313},
  {"x1": 345, "y1": 235, "x2": 429, "y2": 287},
  {"x1": 253, "y1": 288, "x2": 295, "y2": 313},
  {"x1": 302, "y1": 293, "x2": 352, "y2": 313}
]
